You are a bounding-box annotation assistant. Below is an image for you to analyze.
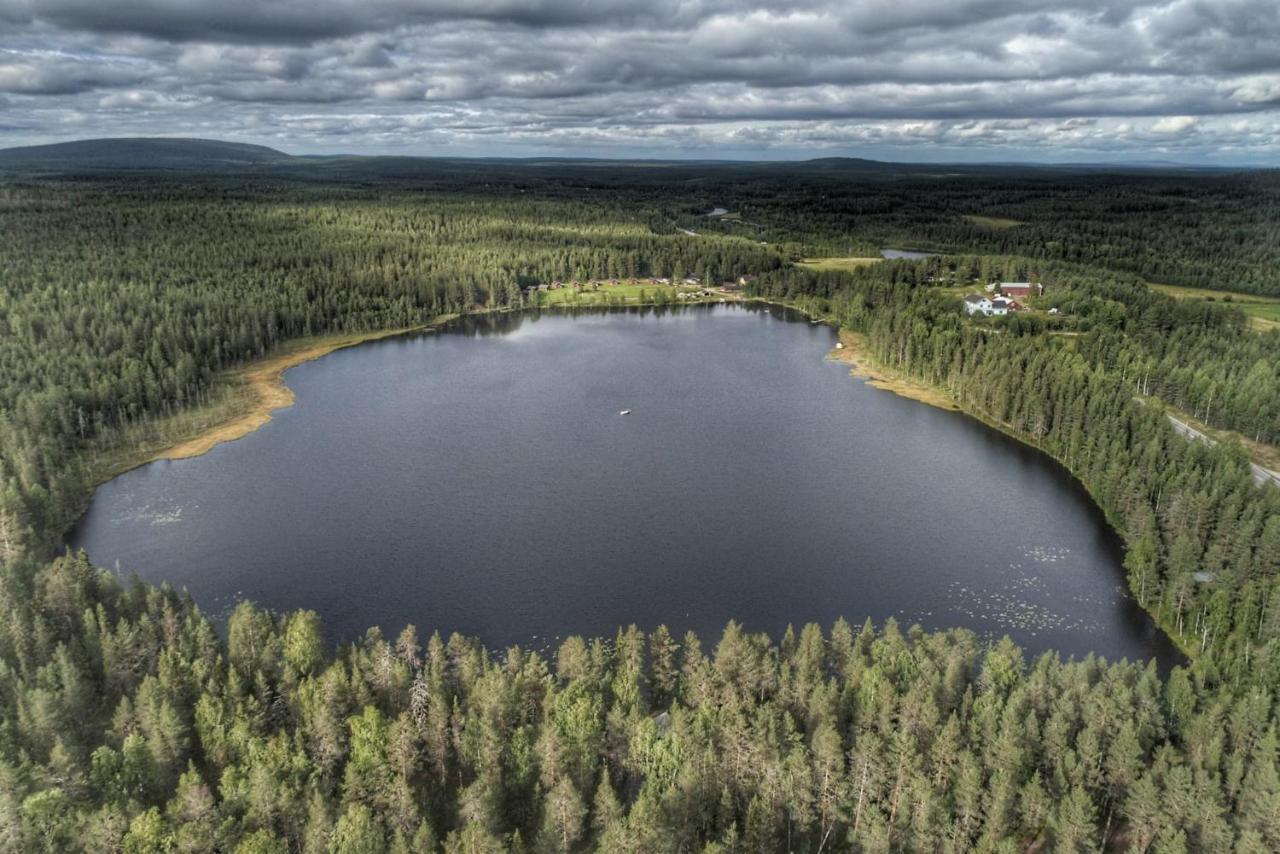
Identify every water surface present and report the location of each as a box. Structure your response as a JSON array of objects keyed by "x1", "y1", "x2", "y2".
[
  {"x1": 72, "y1": 306, "x2": 1175, "y2": 664},
  {"x1": 881, "y1": 248, "x2": 937, "y2": 259}
]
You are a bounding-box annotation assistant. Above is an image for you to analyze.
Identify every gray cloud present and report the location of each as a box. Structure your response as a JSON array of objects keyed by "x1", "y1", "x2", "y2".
[
  {"x1": 0, "y1": 0, "x2": 686, "y2": 43},
  {"x1": 0, "y1": 0, "x2": 1278, "y2": 162},
  {"x1": 0, "y1": 48, "x2": 148, "y2": 94}
]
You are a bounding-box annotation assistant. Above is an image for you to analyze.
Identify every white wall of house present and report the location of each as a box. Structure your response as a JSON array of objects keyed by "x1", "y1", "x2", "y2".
[{"x1": 965, "y1": 295, "x2": 1017, "y2": 316}]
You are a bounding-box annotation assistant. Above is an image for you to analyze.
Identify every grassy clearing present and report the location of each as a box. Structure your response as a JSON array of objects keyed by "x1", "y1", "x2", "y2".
[
  {"x1": 531, "y1": 282, "x2": 726, "y2": 307},
  {"x1": 1240, "y1": 303, "x2": 1280, "y2": 327},
  {"x1": 962, "y1": 214, "x2": 1023, "y2": 229},
  {"x1": 1149, "y1": 282, "x2": 1280, "y2": 303},
  {"x1": 1149, "y1": 282, "x2": 1280, "y2": 330},
  {"x1": 797, "y1": 257, "x2": 883, "y2": 272}
]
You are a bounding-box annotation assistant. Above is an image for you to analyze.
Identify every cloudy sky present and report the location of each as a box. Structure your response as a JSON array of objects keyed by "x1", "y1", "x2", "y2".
[{"x1": 1, "y1": 0, "x2": 1278, "y2": 163}]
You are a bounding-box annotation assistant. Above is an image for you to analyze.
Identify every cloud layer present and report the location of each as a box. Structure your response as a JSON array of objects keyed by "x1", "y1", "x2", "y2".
[{"x1": 2, "y1": 0, "x2": 1278, "y2": 161}]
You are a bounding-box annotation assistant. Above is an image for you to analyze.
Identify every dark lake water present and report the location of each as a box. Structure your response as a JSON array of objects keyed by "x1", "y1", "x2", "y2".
[{"x1": 72, "y1": 305, "x2": 1177, "y2": 664}]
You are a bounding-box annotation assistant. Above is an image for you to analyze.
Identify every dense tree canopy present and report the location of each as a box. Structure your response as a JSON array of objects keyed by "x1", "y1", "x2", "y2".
[
  {"x1": 5, "y1": 555, "x2": 1280, "y2": 852},
  {"x1": 0, "y1": 171, "x2": 1278, "y2": 851}
]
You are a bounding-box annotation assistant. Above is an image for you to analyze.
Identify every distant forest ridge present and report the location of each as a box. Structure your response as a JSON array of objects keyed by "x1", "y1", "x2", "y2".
[
  {"x1": 5, "y1": 137, "x2": 1279, "y2": 302},
  {"x1": 0, "y1": 136, "x2": 1254, "y2": 177}
]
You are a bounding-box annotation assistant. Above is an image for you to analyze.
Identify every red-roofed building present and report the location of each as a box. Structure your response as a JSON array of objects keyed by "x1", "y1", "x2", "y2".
[{"x1": 998, "y1": 282, "x2": 1042, "y2": 298}]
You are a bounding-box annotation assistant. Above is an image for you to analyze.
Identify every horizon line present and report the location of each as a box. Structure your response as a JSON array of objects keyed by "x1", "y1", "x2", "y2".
[{"x1": 1, "y1": 135, "x2": 1275, "y2": 170}]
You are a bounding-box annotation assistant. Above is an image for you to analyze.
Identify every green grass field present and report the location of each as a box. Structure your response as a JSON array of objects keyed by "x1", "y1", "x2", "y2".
[
  {"x1": 797, "y1": 257, "x2": 883, "y2": 272},
  {"x1": 962, "y1": 214, "x2": 1023, "y2": 229},
  {"x1": 530, "y1": 282, "x2": 717, "y2": 307},
  {"x1": 1149, "y1": 282, "x2": 1280, "y2": 330},
  {"x1": 1244, "y1": 303, "x2": 1280, "y2": 322}
]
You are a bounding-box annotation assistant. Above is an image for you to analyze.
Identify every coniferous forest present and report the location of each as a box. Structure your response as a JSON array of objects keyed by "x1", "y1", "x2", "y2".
[{"x1": 1, "y1": 164, "x2": 1279, "y2": 852}]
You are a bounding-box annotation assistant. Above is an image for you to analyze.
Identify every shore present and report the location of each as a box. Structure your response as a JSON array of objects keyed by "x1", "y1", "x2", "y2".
[
  {"x1": 826, "y1": 329, "x2": 960, "y2": 411},
  {"x1": 157, "y1": 324, "x2": 448, "y2": 461},
  {"x1": 81, "y1": 321, "x2": 454, "y2": 494},
  {"x1": 95, "y1": 302, "x2": 954, "y2": 484},
  {"x1": 73, "y1": 301, "x2": 1191, "y2": 661},
  {"x1": 825, "y1": 334, "x2": 1194, "y2": 659},
  {"x1": 87, "y1": 296, "x2": 736, "y2": 478},
  {"x1": 80, "y1": 296, "x2": 744, "y2": 498}
]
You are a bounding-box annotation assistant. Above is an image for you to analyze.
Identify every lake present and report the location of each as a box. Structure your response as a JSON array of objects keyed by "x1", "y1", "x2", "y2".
[
  {"x1": 72, "y1": 305, "x2": 1177, "y2": 664},
  {"x1": 881, "y1": 248, "x2": 937, "y2": 259}
]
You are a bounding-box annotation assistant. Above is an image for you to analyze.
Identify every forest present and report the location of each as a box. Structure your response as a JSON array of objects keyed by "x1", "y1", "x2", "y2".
[{"x1": 0, "y1": 169, "x2": 1279, "y2": 851}]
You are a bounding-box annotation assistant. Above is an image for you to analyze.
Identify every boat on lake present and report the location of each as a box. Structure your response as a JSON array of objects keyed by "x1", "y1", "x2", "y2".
[{"x1": 619, "y1": 409, "x2": 631, "y2": 415}]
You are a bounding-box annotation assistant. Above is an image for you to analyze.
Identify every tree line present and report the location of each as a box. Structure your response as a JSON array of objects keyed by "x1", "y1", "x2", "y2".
[{"x1": 2, "y1": 552, "x2": 1278, "y2": 852}]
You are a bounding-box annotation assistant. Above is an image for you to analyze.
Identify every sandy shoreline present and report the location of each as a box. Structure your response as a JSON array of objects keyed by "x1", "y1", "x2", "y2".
[
  {"x1": 827, "y1": 329, "x2": 960, "y2": 411},
  {"x1": 155, "y1": 324, "x2": 440, "y2": 462}
]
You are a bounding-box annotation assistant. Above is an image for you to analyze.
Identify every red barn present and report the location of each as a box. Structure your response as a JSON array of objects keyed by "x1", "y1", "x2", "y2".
[{"x1": 999, "y1": 281, "x2": 1043, "y2": 298}]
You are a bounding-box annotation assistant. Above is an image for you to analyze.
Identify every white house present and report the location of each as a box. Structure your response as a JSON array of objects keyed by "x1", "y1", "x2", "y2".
[
  {"x1": 964, "y1": 294, "x2": 1018, "y2": 316},
  {"x1": 988, "y1": 297, "x2": 1016, "y2": 316}
]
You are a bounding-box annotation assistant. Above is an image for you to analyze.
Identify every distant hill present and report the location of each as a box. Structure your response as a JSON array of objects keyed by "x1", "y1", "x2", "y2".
[
  {"x1": 0, "y1": 138, "x2": 951, "y2": 181},
  {"x1": 0, "y1": 138, "x2": 294, "y2": 173},
  {"x1": 0, "y1": 137, "x2": 1243, "y2": 180}
]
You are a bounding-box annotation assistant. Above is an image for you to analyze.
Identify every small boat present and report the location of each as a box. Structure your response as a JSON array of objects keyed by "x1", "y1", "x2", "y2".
[{"x1": 619, "y1": 409, "x2": 632, "y2": 416}]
